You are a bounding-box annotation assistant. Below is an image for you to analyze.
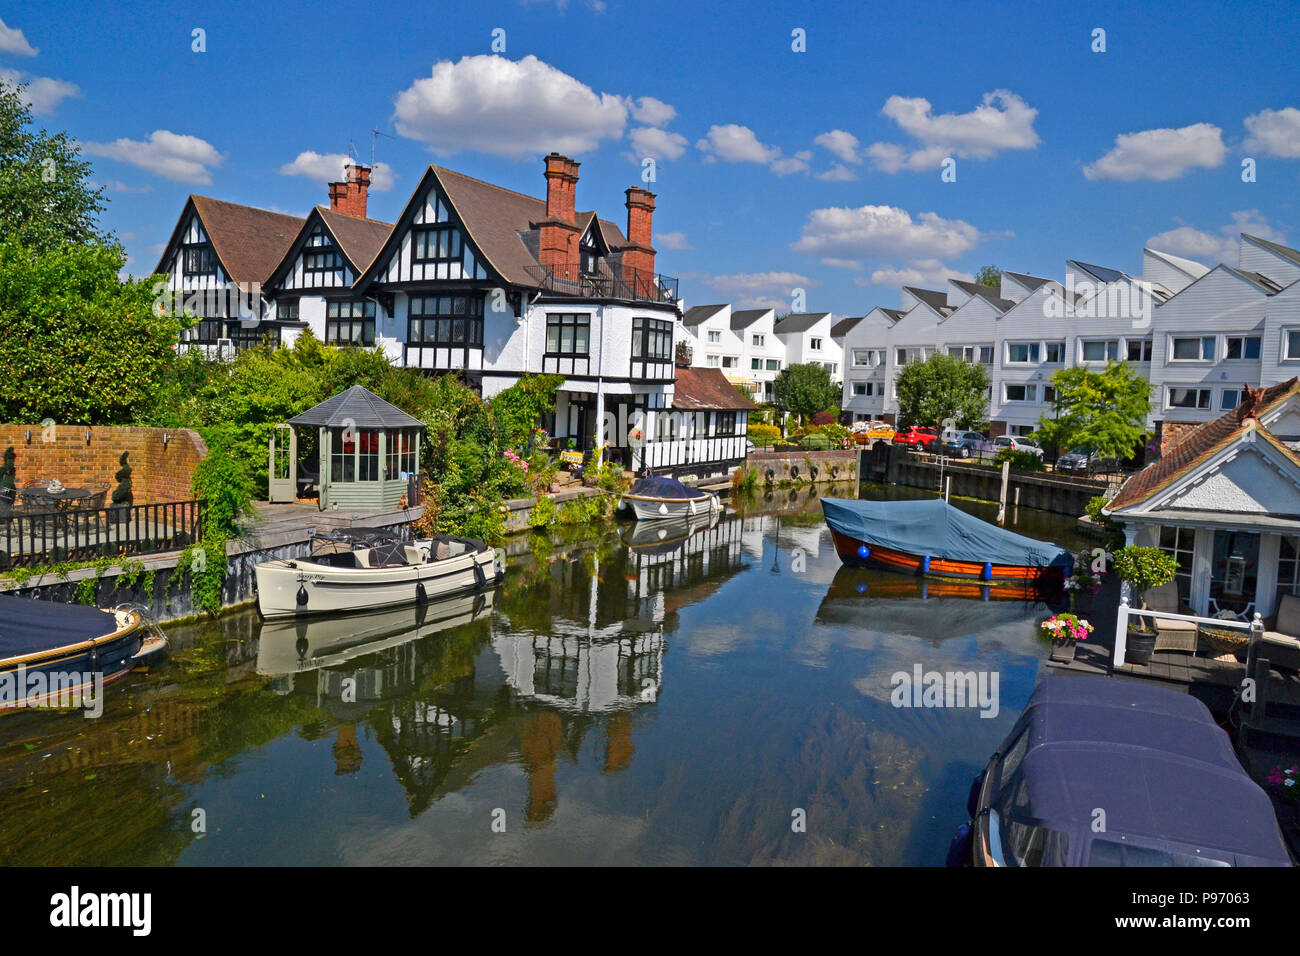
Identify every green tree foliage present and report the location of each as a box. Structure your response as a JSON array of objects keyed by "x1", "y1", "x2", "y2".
[
  {"x1": 0, "y1": 81, "x2": 107, "y2": 251},
  {"x1": 1113, "y1": 545, "x2": 1179, "y2": 608},
  {"x1": 772, "y1": 363, "x2": 841, "y2": 424},
  {"x1": 976, "y1": 265, "x2": 1002, "y2": 288},
  {"x1": 0, "y1": 239, "x2": 183, "y2": 423},
  {"x1": 894, "y1": 352, "x2": 989, "y2": 429},
  {"x1": 490, "y1": 374, "x2": 564, "y2": 449},
  {"x1": 1035, "y1": 361, "x2": 1152, "y2": 460}
]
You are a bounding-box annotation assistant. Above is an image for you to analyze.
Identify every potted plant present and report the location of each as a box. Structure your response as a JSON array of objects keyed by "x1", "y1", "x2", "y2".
[
  {"x1": 0, "y1": 446, "x2": 15, "y2": 526},
  {"x1": 1040, "y1": 612, "x2": 1093, "y2": 663},
  {"x1": 1112, "y1": 545, "x2": 1180, "y2": 666},
  {"x1": 111, "y1": 450, "x2": 133, "y2": 526},
  {"x1": 1066, "y1": 551, "x2": 1104, "y2": 612}
]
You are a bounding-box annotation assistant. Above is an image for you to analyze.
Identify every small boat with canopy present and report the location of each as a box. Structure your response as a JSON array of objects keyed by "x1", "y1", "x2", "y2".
[{"x1": 619, "y1": 476, "x2": 722, "y2": 521}]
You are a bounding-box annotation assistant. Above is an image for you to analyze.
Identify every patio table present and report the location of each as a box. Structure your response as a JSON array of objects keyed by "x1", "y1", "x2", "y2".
[{"x1": 23, "y1": 486, "x2": 94, "y2": 512}]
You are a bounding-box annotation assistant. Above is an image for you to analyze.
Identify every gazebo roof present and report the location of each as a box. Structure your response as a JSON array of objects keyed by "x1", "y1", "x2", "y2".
[{"x1": 288, "y1": 385, "x2": 426, "y2": 429}]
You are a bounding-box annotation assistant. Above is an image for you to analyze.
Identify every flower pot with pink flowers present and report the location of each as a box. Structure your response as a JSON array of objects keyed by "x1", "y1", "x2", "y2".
[{"x1": 1040, "y1": 612, "x2": 1093, "y2": 662}]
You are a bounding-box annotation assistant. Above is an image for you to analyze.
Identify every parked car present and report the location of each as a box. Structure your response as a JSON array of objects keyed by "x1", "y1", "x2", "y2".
[
  {"x1": 939, "y1": 430, "x2": 996, "y2": 459},
  {"x1": 992, "y1": 435, "x2": 1044, "y2": 458},
  {"x1": 1055, "y1": 448, "x2": 1120, "y2": 475},
  {"x1": 949, "y1": 676, "x2": 1293, "y2": 867},
  {"x1": 892, "y1": 425, "x2": 939, "y2": 448}
]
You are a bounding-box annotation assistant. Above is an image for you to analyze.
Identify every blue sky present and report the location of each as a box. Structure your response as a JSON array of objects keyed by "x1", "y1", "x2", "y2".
[{"x1": 5, "y1": 0, "x2": 1300, "y2": 315}]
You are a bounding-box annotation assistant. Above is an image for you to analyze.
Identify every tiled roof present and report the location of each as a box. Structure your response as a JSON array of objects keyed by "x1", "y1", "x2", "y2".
[
  {"x1": 1004, "y1": 270, "x2": 1051, "y2": 292},
  {"x1": 671, "y1": 366, "x2": 759, "y2": 411},
  {"x1": 951, "y1": 279, "x2": 1017, "y2": 312},
  {"x1": 729, "y1": 308, "x2": 772, "y2": 330},
  {"x1": 831, "y1": 315, "x2": 864, "y2": 338},
  {"x1": 903, "y1": 286, "x2": 953, "y2": 315},
  {"x1": 289, "y1": 384, "x2": 426, "y2": 429},
  {"x1": 683, "y1": 304, "x2": 728, "y2": 326},
  {"x1": 774, "y1": 312, "x2": 831, "y2": 334},
  {"x1": 1108, "y1": 379, "x2": 1300, "y2": 512},
  {"x1": 316, "y1": 207, "x2": 393, "y2": 272},
  {"x1": 184, "y1": 196, "x2": 306, "y2": 284}
]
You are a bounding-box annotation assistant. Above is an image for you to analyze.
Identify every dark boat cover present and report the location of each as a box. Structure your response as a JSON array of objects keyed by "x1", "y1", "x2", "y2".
[
  {"x1": 0, "y1": 594, "x2": 120, "y2": 660},
  {"x1": 628, "y1": 477, "x2": 707, "y2": 500},
  {"x1": 998, "y1": 677, "x2": 1291, "y2": 866},
  {"x1": 821, "y1": 497, "x2": 1072, "y2": 570}
]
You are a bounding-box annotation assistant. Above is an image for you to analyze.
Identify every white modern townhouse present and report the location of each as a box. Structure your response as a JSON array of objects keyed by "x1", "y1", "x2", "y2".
[
  {"x1": 156, "y1": 154, "x2": 755, "y2": 479},
  {"x1": 733, "y1": 308, "x2": 784, "y2": 402},
  {"x1": 774, "y1": 312, "x2": 842, "y2": 381},
  {"x1": 681, "y1": 303, "x2": 742, "y2": 375},
  {"x1": 877, "y1": 287, "x2": 952, "y2": 419},
  {"x1": 840, "y1": 307, "x2": 902, "y2": 422}
]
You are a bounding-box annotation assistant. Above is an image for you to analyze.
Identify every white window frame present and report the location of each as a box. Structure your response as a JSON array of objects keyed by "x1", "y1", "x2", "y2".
[
  {"x1": 1003, "y1": 383, "x2": 1038, "y2": 403},
  {"x1": 1168, "y1": 334, "x2": 1216, "y2": 362},
  {"x1": 752, "y1": 333, "x2": 765, "y2": 347},
  {"x1": 1043, "y1": 341, "x2": 1065, "y2": 364},
  {"x1": 1166, "y1": 386, "x2": 1212, "y2": 410},
  {"x1": 707, "y1": 329, "x2": 721, "y2": 343},
  {"x1": 1285, "y1": 329, "x2": 1300, "y2": 362},
  {"x1": 852, "y1": 349, "x2": 876, "y2": 367},
  {"x1": 1224, "y1": 335, "x2": 1262, "y2": 361},
  {"x1": 1080, "y1": 339, "x2": 1120, "y2": 363},
  {"x1": 810, "y1": 337, "x2": 822, "y2": 351},
  {"x1": 1006, "y1": 342, "x2": 1040, "y2": 364}
]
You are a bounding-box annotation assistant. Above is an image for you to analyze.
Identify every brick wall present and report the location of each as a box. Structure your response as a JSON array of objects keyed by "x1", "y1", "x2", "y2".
[{"x1": 0, "y1": 425, "x2": 208, "y2": 504}]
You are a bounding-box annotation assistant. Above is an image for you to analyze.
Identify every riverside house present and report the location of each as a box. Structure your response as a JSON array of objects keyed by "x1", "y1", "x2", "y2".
[{"x1": 157, "y1": 154, "x2": 707, "y2": 476}]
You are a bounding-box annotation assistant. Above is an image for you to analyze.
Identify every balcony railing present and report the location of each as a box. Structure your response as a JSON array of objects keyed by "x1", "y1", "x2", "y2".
[
  {"x1": 1113, "y1": 597, "x2": 1262, "y2": 667},
  {"x1": 1, "y1": 499, "x2": 206, "y2": 569},
  {"x1": 525, "y1": 265, "x2": 679, "y2": 305}
]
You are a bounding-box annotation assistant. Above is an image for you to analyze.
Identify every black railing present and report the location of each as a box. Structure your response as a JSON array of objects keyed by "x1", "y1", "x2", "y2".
[
  {"x1": 525, "y1": 265, "x2": 679, "y2": 304},
  {"x1": 0, "y1": 499, "x2": 206, "y2": 570}
]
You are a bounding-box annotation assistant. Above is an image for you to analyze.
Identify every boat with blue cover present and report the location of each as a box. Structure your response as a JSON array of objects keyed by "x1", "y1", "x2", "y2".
[
  {"x1": 820, "y1": 497, "x2": 1072, "y2": 585},
  {"x1": 0, "y1": 594, "x2": 166, "y2": 711},
  {"x1": 620, "y1": 476, "x2": 721, "y2": 521}
]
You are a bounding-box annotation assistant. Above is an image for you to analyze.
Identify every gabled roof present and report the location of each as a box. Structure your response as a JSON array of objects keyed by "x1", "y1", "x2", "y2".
[
  {"x1": 1144, "y1": 247, "x2": 1210, "y2": 280},
  {"x1": 902, "y1": 287, "x2": 953, "y2": 316},
  {"x1": 729, "y1": 308, "x2": 773, "y2": 330},
  {"x1": 288, "y1": 385, "x2": 426, "y2": 429},
  {"x1": 1242, "y1": 233, "x2": 1300, "y2": 268},
  {"x1": 267, "y1": 206, "x2": 394, "y2": 288},
  {"x1": 1003, "y1": 270, "x2": 1052, "y2": 292},
  {"x1": 1224, "y1": 265, "x2": 1285, "y2": 294},
  {"x1": 774, "y1": 312, "x2": 832, "y2": 334},
  {"x1": 950, "y1": 279, "x2": 1017, "y2": 312},
  {"x1": 880, "y1": 307, "x2": 906, "y2": 323},
  {"x1": 1069, "y1": 259, "x2": 1126, "y2": 284},
  {"x1": 671, "y1": 366, "x2": 759, "y2": 411},
  {"x1": 831, "y1": 315, "x2": 864, "y2": 338},
  {"x1": 1108, "y1": 379, "x2": 1300, "y2": 512},
  {"x1": 683, "y1": 304, "x2": 728, "y2": 326},
  {"x1": 157, "y1": 196, "x2": 306, "y2": 284}
]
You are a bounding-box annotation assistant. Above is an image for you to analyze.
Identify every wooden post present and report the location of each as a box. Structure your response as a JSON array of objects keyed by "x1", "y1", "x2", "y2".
[
  {"x1": 997, "y1": 460, "x2": 1010, "y2": 524},
  {"x1": 945, "y1": 475, "x2": 951, "y2": 502},
  {"x1": 1114, "y1": 595, "x2": 1129, "y2": 667},
  {"x1": 1014, "y1": 487, "x2": 1020, "y2": 511}
]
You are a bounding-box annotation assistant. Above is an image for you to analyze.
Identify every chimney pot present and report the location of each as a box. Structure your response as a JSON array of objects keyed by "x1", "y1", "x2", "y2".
[{"x1": 328, "y1": 163, "x2": 371, "y2": 218}]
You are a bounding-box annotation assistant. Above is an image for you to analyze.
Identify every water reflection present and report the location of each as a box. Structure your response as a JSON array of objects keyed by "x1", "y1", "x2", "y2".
[{"x1": 0, "y1": 484, "x2": 1092, "y2": 865}]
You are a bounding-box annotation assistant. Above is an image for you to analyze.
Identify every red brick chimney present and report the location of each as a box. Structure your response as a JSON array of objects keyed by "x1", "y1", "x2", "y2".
[
  {"x1": 328, "y1": 164, "x2": 371, "y2": 219},
  {"x1": 621, "y1": 186, "x2": 656, "y2": 293},
  {"x1": 538, "y1": 153, "x2": 581, "y2": 280}
]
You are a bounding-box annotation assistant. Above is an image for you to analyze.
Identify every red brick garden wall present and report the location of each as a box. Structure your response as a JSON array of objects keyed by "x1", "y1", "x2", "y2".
[{"x1": 0, "y1": 426, "x2": 208, "y2": 504}]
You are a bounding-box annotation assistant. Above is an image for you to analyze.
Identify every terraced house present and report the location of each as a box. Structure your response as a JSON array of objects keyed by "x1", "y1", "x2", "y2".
[{"x1": 156, "y1": 154, "x2": 724, "y2": 476}]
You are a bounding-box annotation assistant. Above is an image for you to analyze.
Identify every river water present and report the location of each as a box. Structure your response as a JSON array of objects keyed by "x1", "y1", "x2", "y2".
[{"x1": 0, "y1": 483, "x2": 1090, "y2": 866}]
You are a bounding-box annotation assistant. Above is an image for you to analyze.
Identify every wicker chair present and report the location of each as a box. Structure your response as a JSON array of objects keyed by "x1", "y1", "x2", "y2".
[{"x1": 1147, "y1": 580, "x2": 1199, "y2": 654}]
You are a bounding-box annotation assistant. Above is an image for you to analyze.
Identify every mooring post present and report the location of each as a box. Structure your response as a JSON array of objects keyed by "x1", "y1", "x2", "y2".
[
  {"x1": 997, "y1": 460, "x2": 1010, "y2": 524},
  {"x1": 945, "y1": 475, "x2": 951, "y2": 502}
]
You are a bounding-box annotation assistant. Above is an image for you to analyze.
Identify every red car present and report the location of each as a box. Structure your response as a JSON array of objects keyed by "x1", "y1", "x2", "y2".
[{"x1": 892, "y1": 425, "x2": 939, "y2": 448}]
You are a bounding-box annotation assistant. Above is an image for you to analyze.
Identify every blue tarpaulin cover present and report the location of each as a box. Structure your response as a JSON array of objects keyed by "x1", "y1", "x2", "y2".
[
  {"x1": 627, "y1": 477, "x2": 707, "y2": 500},
  {"x1": 821, "y1": 497, "x2": 1072, "y2": 570},
  {"x1": 0, "y1": 593, "x2": 118, "y2": 661}
]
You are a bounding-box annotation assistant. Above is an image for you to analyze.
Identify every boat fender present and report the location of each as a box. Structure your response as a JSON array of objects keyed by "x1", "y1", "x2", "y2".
[
  {"x1": 966, "y1": 770, "x2": 985, "y2": 818},
  {"x1": 946, "y1": 823, "x2": 974, "y2": 868},
  {"x1": 473, "y1": 592, "x2": 486, "y2": 616},
  {"x1": 920, "y1": 555, "x2": 930, "y2": 574},
  {"x1": 658, "y1": 503, "x2": 669, "y2": 515},
  {"x1": 295, "y1": 636, "x2": 309, "y2": 661},
  {"x1": 416, "y1": 581, "x2": 428, "y2": 605},
  {"x1": 688, "y1": 498, "x2": 695, "y2": 516},
  {"x1": 790, "y1": 466, "x2": 799, "y2": 480},
  {"x1": 857, "y1": 543, "x2": 870, "y2": 560},
  {"x1": 830, "y1": 465, "x2": 839, "y2": 478},
  {"x1": 296, "y1": 584, "x2": 309, "y2": 607},
  {"x1": 473, "y1": 560, "x2": 486, "y2": 590},
  {"x1": 809, "y1": 466, "x2": 818, "y2": 480},
  {"x1": 981, "y1": 562, "x2": 993, "y2": 582},
  {"x1": 765, "y1": 469, "x2": 774, "y2": 483}
]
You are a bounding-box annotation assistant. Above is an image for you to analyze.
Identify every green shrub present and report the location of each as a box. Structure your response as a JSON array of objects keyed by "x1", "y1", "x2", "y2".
[
  {"x1": 1113, "y1": 545, "x2": 1179, "y2": 608},
  {"x1": 993, "y1": 448, "x2": 1045, "y2": 472},
  {"x1": 748, "y1": 422, "x2": 781, "y2": 445},
  {"x1": 820, "y1": 423, "x2": 850, "y2": 440},
  {"x1": 529, "y1": 494, "x2": 558, "y2": 529}
]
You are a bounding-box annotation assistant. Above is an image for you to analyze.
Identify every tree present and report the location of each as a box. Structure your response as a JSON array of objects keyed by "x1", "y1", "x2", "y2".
[
  {"x1": 1035, "y1": 361, "x2": 1152, "y2": 460},
  {"x1": 0, "y1": 81, "x2": 108, "y2": 251},
  {"x1": 976, "y1": 265, "x2": 1001, "y2": 288},
  {"x1": 772, "y1": 363, "x2": 841, "y2": 425},
  {"x1": 894, "y1": 353, "x2": 989, "y2": 429},
  {"x1": 675, "y1": 339, "x2": 692, "y2": 365}
]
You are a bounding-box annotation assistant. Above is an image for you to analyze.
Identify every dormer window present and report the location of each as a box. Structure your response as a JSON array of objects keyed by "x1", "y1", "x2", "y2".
[
  {"x1": 303, "y1": 228, "x2": 342, "y2": 274},
  {"x1": 581, "y1": 232, "x2": 601, "y2": 275}
]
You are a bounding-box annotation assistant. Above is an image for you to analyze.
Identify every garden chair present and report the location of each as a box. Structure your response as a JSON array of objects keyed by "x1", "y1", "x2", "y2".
[{"x1": 1146, "y1": 579, "x2": 1198, "y2": 654}]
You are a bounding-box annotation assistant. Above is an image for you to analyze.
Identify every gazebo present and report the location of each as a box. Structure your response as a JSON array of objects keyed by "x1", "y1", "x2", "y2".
[{"x1": 270, "y1": 385, "x2": 425, "y2": 510}]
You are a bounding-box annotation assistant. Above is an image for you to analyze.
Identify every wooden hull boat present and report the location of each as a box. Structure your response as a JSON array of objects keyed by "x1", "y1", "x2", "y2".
[
  {"x1": 821, "y1": 497, "x2": 1072, "y2": 586},
  {"x1": 620, "y1": 476, "x2": 722, "y2": 521},
  {"x1": 255, "y1": 528, "x2": 505, "y2": 619},
  {"x1": 0, "y1": 595, "x2": 166, "y2": 711}
]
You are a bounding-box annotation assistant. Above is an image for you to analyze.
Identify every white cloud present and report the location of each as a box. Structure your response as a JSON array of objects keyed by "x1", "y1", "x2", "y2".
[
  {"x1": 791, "y1": 204, "x2": 982, "y2": 261},
  {"x1": 861, "y1": 259, "x2": 973, "y2": 288},
  {"x1": 770, "y1": 150, "x2": 812, "y2": 176},
  {"x1": 521, "y1": 0, "x2": 608, "y2": 11},
  {"x1": 0, "y1": 18, "x2": 37, "y2": 56},
  {"x1": 279, "y1": 151, "x2": 397, "y2": 191},
  {"x1": 816, "y1": 163, "x2": 857, "y2": 182},
  {"x1": 813, "y1": 129, "x2": 862, "y2": 164},
  {"x1": 821, "y1": 257, "x2": 860, "y2": 270},
  {"x1": 83, "y1": 130, "x2": 224, "y2": 184},
  {"x1": 689, "y1": 270, "x2": 820, "y2": 309},
  {"x1": 1147, "y1": 210, "x2": 1287, "y2": 266},
  {"x1": 628, "y1": 96, "x2": 676, "y2": 127},
  {"x1": 657, "y1": 231, "x2": 693, "y2": 250},
  {"x1": 0, "y1": 68, "x2": 79, "y2": 114},
  {"x1": 629, "y1": 126, "x2": 688, "y2": 161},
  {"x1": 1244, "y1": 107, "x2": 1300, "y2": 159},
  {"x1": 98, "y1": 180, "x2": 152, "y2": 194},
  {"x1": 1083, "y1": 122, "x2": 1226, "y2": 181},
  {"x1": 867, "y1": 90, "x2": 1039, "y2": 172},
  {"x1": 696, "y1": 124, "x2": 779, "y2": 164},
  {"x1": 393, "y1": 55, "x2": 627, "y2": 158}
]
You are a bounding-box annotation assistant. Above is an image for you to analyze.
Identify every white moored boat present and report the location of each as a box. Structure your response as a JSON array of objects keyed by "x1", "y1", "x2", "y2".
[
  {"x1": 255, "y1": 527, "x2": 505, "y2": 619},
  {"x1": 619, "y1": 476, "x2": 722, "y2": 521}
]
